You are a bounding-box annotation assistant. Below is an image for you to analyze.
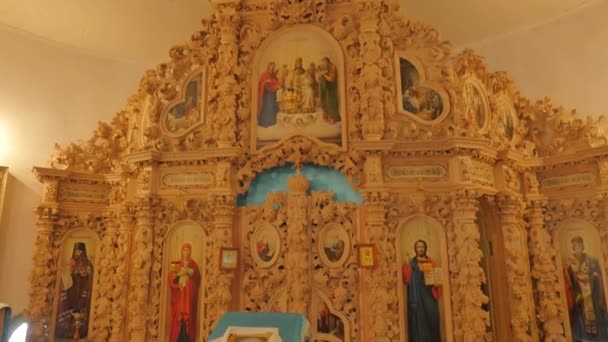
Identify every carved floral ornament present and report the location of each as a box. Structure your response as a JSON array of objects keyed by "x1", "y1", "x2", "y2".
[{"x1": 27, "y1": 0, "x2": 608, "y2": 341}]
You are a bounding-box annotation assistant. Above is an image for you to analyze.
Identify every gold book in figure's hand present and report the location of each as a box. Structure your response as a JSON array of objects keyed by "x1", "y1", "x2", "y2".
[{"x1": 419, "y1": 261, "x2": 435, "y2": 285}]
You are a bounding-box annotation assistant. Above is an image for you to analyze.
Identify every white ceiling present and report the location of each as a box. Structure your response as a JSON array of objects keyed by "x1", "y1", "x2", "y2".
[{"x1": 0, "y1": 0, "x2": 601, "y2": 66}]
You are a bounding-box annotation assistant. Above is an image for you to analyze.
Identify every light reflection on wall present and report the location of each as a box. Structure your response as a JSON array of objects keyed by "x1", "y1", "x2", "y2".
[{"x1": 0, "y1": 118, "x2": 11, "y2": 162}]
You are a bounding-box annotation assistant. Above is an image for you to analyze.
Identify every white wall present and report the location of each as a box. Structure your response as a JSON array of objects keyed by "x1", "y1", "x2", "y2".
[
  {"x1": 464, "y1": 0, "x2": 608, "y2": 117},
  {"x1": 0, "y1": 24, "x2": 146, "y2": 314}
]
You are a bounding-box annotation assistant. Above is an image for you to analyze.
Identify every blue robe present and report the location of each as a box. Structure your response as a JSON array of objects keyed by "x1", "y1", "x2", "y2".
[{"x1": 406, "y1": 258, "x2": 440, "y2": 342}]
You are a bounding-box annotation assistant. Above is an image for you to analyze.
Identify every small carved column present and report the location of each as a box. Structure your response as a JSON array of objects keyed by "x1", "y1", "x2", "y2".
[
  {"x1": 496, "y1": 194, "x2": 536, "y2": 341},
  {"x1": 109, "y1": 204, "x2": 135, "y2": 342},
  {"x1": 449, "y1": 190, "x2": 490, "y2": 342},
  {"x1": 206, "y1": 194, "x2": 236, "y2": 332},
  {"x1": 127, "y1": 197, "x2": 155, "y2": 342},
  {"x1": 285, "y1": 171, "x2": 311, "y2": 315},
  {"x1": 526, "y1": 199, "x2": 567, "y2": 341},
  {"x1": 361, "y1": 191, "x2": 398, "y2": 342},
  {"x1": 356, "y1": 0, "x2": 385, "y2": 140},
  {"x1": 209, "y1": 0, "x2": 241, "y2": 147},
  {"x1": 26, "y1": 206, "x2": 58, "y2": 341}
]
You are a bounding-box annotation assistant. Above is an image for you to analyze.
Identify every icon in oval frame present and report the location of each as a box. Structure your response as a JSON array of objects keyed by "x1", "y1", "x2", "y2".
[
  {"x1": 250, "y1": 223, "x2": 282, "y2": 268},
  {"x1": 318, "y1": 223, "x2": 350, "y2": 268},
  {"x1": 463, "y1": 78, "x2": 490, "y2": 132}
]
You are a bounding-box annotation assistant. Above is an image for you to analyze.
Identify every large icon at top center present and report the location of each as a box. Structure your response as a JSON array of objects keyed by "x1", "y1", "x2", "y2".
[{"x1": 252, "y1": 25, "x2": 346, "y2": 151}]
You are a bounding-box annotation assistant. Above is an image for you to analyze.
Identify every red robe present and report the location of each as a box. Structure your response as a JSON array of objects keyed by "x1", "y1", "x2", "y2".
[
  {"x1": 169, "y1": 258, "x2": 201, "y2": 342},
  {"x1": 257, "y1": 70, "x2": 282, "y2": 117}
]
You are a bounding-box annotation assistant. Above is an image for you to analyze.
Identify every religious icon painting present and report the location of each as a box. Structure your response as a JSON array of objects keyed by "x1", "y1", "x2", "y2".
[
  {"x1": 161, "y1": 70, "x2": 206, "y2": 136},
  {"x1": 555, "y1": 219, "x2": 608, "y2": 342},
  {"x1": 312, "y1": 295, "x2": 347, "y2": 341},
  {"x1": 398, "y1": 216, "x2": 453, "y2": 342},
  {"x1": 318, "y1": 223, "x2": 350, "y2": 268},
  {"x1": 495, "y1": 97, "x2": 517, "y2": 142},
  {"x1": 357, "y1": 244, "x2": 376, "y2": 269},
  {"x1": 396, "y1": 55, "x2": 449, "y2": 123},
  {"x1": 221, "y1": 248, "x2": 239, "y2": 270},
  {"x1": 52, "y1": 229, "x2": 99, "y2": 341},
  {"x1": 161, "y1": 222, "x2": 205, "y2": 342},
  {"x1": 463, "y1": 78, "x2": 490, "y2": 131},
  {"x1": 250, "y1": 224, "x2": 281, "y2": 268},
  {"x1": 251, "y1": 25, "x2": 347, "y2": 150}
]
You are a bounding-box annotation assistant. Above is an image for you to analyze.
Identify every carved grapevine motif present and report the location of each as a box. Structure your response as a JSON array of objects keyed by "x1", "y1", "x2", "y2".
[
  {"x1": 526, "y1": 199, "x2": 567, "y2": 340},
  {"x1": 309, "y1": 191, "x2": 359, "y2": 340},
  {"x1": 496, "y1": 194, "x2": 535, "y2": 342},
  {"x1": 447, "y1": 191, "x2": 491, "y2": 341},
  {"x1": 243, "y1": 192, "x2": 289, "y2": 312}
]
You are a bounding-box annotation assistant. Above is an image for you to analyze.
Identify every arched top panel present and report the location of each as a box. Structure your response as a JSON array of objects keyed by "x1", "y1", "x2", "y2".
[
  {"x1": 251, "y1": 24, "x2": 348, "y2": 152},
  {"x1": 237, "y1": 163, "x2": 362, "y2": 206}
]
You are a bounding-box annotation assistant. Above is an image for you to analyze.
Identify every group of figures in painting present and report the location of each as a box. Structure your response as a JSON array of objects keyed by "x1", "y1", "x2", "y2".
[
  {"x1": 399, "y1": 58, "x2": 443, "y2": 121},
  {"x1": 257, "y1": 57, "x2": 340, "y2": 128}
]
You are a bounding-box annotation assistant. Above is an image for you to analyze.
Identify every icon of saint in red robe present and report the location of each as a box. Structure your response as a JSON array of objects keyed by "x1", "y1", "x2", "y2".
[{"x1": 169, "y1": 242, "x2": 201, "y2": 342}]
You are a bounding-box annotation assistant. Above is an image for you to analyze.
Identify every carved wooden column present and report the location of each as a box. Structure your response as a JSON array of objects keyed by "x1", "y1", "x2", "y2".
[
  {"x1": 448, "y1": 190, "x2": 490, "y2": 342},
  {"x1": 285, "y1": 171, "x2": 311, "y2": 315},
  {"x1": 109, "y1": 204, "x2": 135, "y2": 342},
  {"x1": 356, "y1": 0, "x2": 385, "y2": 140},
  {"x1": 127, "y1": 197, "x2": 154, "y2": 341},
  {"x1": 90, "y1": 212, "x2": 117, "y2": 341},
  {"x1": 496, "y1": 194, "x2": 537, "y2": 341},
  {"x1": 206, "y1": 194, "x2": 236, "y2": 331},
  {"x1": 26, "y1": 205, "x2": 58, "y2": 341},
  {"x1": 362, "y1": 191, "x2": 398, "y2": 342},
  {"x1": 209, "y1": 0, "x2": 240, "y2": 147},
  {"x1": 526, "y1": 198, "x2": 567, "y2": 341}
]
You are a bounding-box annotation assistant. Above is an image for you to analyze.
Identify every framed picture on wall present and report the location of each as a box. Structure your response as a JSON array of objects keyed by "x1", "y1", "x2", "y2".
[
  {"x1": 220, "y1": 248, "x2": 239, "y2": 270},
  {"x1": 357, "y1": 244, "x2": 376, "y2": 268}
]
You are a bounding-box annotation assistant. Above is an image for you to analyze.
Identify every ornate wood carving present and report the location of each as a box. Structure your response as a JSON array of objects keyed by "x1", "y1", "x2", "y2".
[
  {"x1": 526, "y1": 199, "x2": 567, "y2": 340},
  {"x1": 496, "y1": 194, "x2": 536, "y2": 341},
  {"x1": 448, "y1": 190, "x2": 491, "y2": 342},
  {"x1": 128, "y1": 197, "x2": 155, "y2": 341},
  {"x1": 286, "y1": 172, "x2": 311, "y2": 314},
  {"x1": 206, "y1": 194, "x2": 236, "y2": 329},
  {"x1": 26, "y1": 0, "x2": 608, "y2": 340}
]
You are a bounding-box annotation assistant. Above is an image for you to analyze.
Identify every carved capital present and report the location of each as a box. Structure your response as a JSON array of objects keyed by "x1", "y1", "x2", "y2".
[{"x1": 496, "y1": 193, "x2": 525, "y2": 224}]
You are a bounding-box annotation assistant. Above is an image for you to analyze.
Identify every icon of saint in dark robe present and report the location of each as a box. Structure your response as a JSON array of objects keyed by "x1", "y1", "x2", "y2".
[
  {"x1": 55, "y1": 242, "x2": 94, "y2": 339},
  {"x1": 564, "y1": 236, "x2": 608, "y2": 341}
]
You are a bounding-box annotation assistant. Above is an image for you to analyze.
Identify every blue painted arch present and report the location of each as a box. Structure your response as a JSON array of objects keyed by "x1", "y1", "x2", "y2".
[{"x1": 236, "y1": 164, "x2": 362, "y2": 206}]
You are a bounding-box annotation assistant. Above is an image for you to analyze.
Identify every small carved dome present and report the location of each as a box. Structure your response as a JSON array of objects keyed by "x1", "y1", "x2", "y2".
[{"x1": 287, "y1": 169, "x2": 310, "y2": 193}]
